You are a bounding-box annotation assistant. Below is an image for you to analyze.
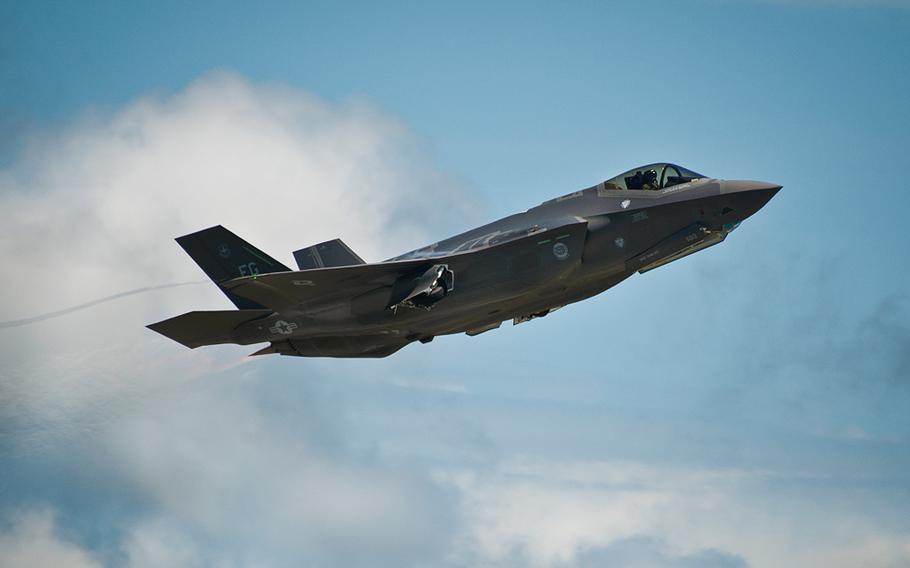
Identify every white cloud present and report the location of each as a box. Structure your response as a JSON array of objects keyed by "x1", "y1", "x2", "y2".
[
  {"x1": 103, "y1": 380, "x2": 456, "y2": 567},
  {"x1": 122, "y1": 520, "x2": 206, "y2": 568},
  {"x1": 0, "y1": 69, "x2": 480, "y2": 417},
  {"x1": 444, "y1": 457, "x2": 910, "y2": 568},
  {"x1": 574, "y1": 536, "x2": 748, "y2": 568},
  {"x1": 0, "y1": 69, "x2": 479, "y2": 320},
  {"x1": 0, "y1": 509, "x2": 102, "y2": 568},
  {"x1": 0, "y1": 71, "x2": 472, "y2": 568},
  {"x1": 444, "y1": 459, "x2": 746, "y2": 567}
]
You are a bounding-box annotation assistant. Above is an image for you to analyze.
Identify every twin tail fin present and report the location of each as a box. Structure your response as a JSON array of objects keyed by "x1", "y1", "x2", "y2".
[{"x1": 176, "y1": 225, "x2": 290, "y2": 309}]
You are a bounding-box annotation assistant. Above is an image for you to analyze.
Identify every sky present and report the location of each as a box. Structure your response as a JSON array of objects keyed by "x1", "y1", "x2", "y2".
[{"x1": 1, "y1": 1, "x2": 909, "y2": 567}]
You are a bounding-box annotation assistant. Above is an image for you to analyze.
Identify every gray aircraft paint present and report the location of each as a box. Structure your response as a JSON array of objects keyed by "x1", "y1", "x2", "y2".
[{"x1": 148, "y1": 163, "x2": 781, "y2": 358}]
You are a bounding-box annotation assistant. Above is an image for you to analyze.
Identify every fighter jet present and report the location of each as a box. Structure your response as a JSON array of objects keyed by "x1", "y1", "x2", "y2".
[{"x1": 148, "y1": 163, "x2": 780, "y2": 358}]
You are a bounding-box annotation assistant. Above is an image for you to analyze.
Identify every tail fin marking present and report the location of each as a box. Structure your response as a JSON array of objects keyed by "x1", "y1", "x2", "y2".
[{"x1": 176, "y1": 225, "x2": 290, "y2": 309}]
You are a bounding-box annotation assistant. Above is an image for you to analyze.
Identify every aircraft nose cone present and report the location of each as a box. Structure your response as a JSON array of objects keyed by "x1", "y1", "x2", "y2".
[
  {"x1": 720, "y1": 180, "x2": 782, "y2": 204},
  {"x1": 721, "y1": 180, "x2": 782, "y2": 220},
  {"x1": 721, "y1": 179, "x2": 783, "y2": 195}
]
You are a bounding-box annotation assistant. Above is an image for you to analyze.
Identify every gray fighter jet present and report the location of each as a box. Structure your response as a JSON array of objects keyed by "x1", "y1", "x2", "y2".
[{"x1": 148, "y1": 163, "x2": 780, "y2": 358}]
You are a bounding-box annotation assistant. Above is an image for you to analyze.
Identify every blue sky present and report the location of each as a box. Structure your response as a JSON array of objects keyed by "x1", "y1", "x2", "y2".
[{"x1": 1, "y1": 2, "x2": 909, "y2": 567}]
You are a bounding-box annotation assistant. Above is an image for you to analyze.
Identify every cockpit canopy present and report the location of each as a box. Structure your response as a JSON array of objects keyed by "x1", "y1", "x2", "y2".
[{"x1": 603, "y1": 163, "x2": 707, "y2": 191}]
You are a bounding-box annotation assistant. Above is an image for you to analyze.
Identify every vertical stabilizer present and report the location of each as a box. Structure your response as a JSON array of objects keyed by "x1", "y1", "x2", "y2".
[
  {"x1": 176, "y1": 225, "x2": 290, "y2": 309},
  {"x1": 293, "y1": 238, "x2": 365, "y2": 270}
]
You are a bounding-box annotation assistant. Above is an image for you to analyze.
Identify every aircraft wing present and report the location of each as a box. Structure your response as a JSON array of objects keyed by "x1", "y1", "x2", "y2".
[
  {"x1": 221, "y1": 217, "x2": 588, "y2": 313},
  {"x1": 222, "y1": 257, "x2": 433, "y2": 312}
]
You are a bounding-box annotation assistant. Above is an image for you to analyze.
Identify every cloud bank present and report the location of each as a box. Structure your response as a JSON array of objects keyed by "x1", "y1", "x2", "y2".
[
  {"x1": 0, "y1": 70, "x2": 478, "y2": 317},
  {"x1": 0, "y1": 69, "x2": 483, "y2": 426},
  {"x1": 0, "y1": 71, "x2": 475, "y2": 567}
]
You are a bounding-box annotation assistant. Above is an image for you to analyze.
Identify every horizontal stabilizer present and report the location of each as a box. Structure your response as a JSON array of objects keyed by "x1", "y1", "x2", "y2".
[
  {"x1": 147, "y1": 309, "x2": 272, "y2": 349},
  {"x1": 249, "y1": 344, "x2": 276, "y2": 356},
  {"x1": 293, "y1": 239, "x2": 365, "y2": 270}
]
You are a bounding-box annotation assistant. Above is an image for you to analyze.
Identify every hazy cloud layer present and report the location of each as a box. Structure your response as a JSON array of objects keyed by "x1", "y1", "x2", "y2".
[
  {"x1": 0, "y1": 70, "x2": 478, "y2": 319},
  {"x1": 0, "y1": 69, "x2": 481, "y2": 419},
  {"x1": 575, "y1": 537, "x2": 748, "y2": 568},
  {"x1": 446, "y1": 457, "x2": 910, "y2": 568},
  {"x1": 0, "y1": 510, "x2": 102, "y2": 568},
  {"x1": 105, "y1": 379, "x2": 457, "y2": 567},
  {"x1": 0, "y1": 72, "x2": 472, "y2": 567}
]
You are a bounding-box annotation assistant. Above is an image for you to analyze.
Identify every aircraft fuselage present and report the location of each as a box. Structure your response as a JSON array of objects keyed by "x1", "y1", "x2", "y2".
[{"x1": 149, "y1": 164, "x2": 781, "y2": 358}]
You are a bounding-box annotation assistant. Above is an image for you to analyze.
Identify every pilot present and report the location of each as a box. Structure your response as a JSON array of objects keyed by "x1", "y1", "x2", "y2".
[{"x1": 641, "y1": 169, "x2": 659, "y2": 190}]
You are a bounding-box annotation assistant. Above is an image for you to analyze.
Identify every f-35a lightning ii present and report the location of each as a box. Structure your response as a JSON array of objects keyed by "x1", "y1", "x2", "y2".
[{"x1": 148, "y1": 163, "x2": 780, "y2": 358}]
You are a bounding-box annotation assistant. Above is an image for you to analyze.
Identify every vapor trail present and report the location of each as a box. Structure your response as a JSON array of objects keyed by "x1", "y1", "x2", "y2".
[{"x1": 0, "y1": 281, "x2": 206, "y2": 328}]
